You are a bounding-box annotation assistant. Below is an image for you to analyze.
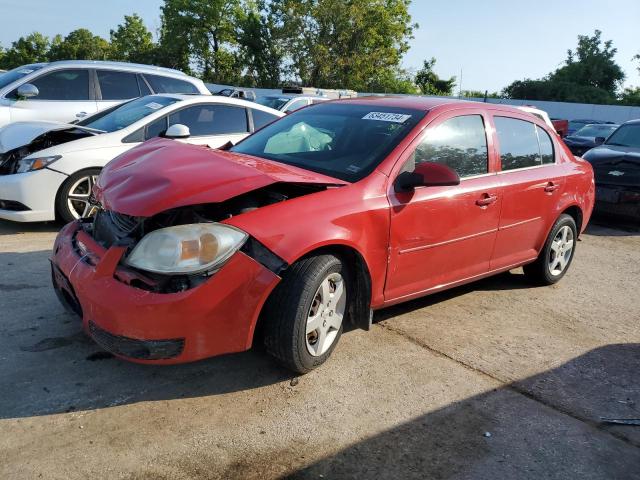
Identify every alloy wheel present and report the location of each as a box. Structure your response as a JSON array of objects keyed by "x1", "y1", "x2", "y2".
[
  {"x1": 66, "y1": 175, "x2": 98, "y2": 219},
  {"x1": 548, "y1": 225, "x2": 574, "y2": 276},
  {"x1": 306, "y1": 272, "x2": 346, "y2": 356}
]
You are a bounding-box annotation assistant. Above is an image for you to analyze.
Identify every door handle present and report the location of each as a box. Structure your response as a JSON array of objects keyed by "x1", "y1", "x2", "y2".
[
  {"x1": 475, "y1": 193, "x2": 498, "y2": 207},
  {"x1": 76, "y1": 111, "x2": 87, "y2": 118},
  {"x1": 544, "y1": 182, "x2": 559, "y2": 193}
]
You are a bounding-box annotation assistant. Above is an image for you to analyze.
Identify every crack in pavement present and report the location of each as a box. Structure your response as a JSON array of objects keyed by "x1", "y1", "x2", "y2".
[{"x1": 377, "y1": 321, "x2": 640, "y2": 450}]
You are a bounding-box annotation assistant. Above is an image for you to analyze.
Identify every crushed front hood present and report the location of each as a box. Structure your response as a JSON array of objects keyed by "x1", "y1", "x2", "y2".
[
  {"x1": 95, "y1": 138, "x2": 347, "y2": 217},
  {"x1": 0, "y1": 121, "x2": 101, "y2": 153}
]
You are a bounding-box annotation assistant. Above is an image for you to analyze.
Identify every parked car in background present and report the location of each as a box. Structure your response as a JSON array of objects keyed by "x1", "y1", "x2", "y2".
[
  {"x1": 211, "y1": 87, "x2": 257, "y2": 102},
  {"x1": 0, "y1": 94, "x2": 283, "y2": 222},
  {"x1": 50, "y1": 97, "x2": 594, "y2": 373},
  {"x1": 563, "y1": 123, "x2": 619, "y2": 156},
  {"x1": 0, "y1": 60, "x2": 210, "y2": 127},
  {"x1": 567, "y1": 119, "x2": 613, "y2": 136},
  {"x1": 516, "y1": 106, "x2": 568, "y2": 137},
  {"x1": 583, "y1": 119, "x2": 640, "y2": 223},
  {"x1": 256, "y1": 94, "x2": 329, "y2": 113}
]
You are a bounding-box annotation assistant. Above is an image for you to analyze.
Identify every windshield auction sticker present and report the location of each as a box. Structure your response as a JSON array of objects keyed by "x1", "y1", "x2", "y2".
[
  {"x1": 362, "y1": 112, "x2": 411, "y2": 123},
  {"x1": 145, "y1": 102, "x2": 164, "y2": 110}
]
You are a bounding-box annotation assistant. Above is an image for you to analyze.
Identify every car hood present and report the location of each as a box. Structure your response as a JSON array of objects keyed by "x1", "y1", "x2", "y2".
[
  {"x1": 0, "y1": 120, "x2": 101, "y2": 153},
  {"x1": 95, "y1": 138, "x2": 347, "y2": 217}
]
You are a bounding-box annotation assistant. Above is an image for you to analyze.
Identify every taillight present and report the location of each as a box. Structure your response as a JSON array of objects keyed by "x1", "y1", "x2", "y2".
[{"x1": 620, "y1": 191, "x2": 640, "y2": 203}]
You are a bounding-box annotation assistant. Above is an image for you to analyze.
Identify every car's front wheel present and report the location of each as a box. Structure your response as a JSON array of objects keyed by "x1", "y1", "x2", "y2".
[
  {"x1": 523, "y1": 213, "x2": 577, "y2": 285},
  {"x1": 263, "y1": 254, "x2": 348, "y2": 373},
  {"x1": 56, "y1": 168, "x2": 101, "y2": 223}
]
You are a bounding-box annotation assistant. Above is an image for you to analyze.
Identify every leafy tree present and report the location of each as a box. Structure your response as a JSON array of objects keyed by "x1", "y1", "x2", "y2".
[
  {"x1": 271, "y1": 0, "x2": 416, "y2": 91},
  {"x1": 0, "y1": 32, "x2": 50, "y2": 69},
  {"x1": 503, "y1": 30, "x2": 624, "y2": 104},
  {"x1": 619, "y1": 87, "x2": 640, "y2": 106},
  {"x1": 161, "y1": 0, "x2": 242, "y2": 83},
  {"x1": 236, "y1": 1, "x2": 283, "y2": 87},
  {"x1": 415, "y1": 58, "x2": 456, "y2": 95},
  {"x1": 48, "y1": 29, "x2": 110, "y2": 61},
  {"x1": 461, "y1": 90, "x2": 501, "y2": 99},
  {"x1": 109, "y1": 14, "x2": 154, "y2": 63}
]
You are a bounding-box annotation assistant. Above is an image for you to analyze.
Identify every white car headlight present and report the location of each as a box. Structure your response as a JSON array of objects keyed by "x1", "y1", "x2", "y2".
[
  {"x1": 16, "y1": 155, "x2": 62, "y2": 173},
  {"x1": 124, "y1": 223, "x2": 248, "y2": 275}
]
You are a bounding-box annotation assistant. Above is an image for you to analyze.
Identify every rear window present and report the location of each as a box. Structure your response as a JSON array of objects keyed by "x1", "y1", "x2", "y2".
[
  {"x1": 144, "y1": 74, "x2": 198, "y2": 94},
  {"x1": 231, "y1": 103, "x2": 424, "y2": 182},
  {"x1": 97, "y1": 70, "x2": 141, "y2": 100},
  {"x1": 605, "y1": 124, "x2": 640, "y2": 149}
]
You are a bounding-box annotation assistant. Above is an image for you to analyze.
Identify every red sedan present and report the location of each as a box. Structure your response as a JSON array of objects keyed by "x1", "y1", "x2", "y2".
[{"x1": 51, "y1": 97, "x2": 595, "y2": 373}]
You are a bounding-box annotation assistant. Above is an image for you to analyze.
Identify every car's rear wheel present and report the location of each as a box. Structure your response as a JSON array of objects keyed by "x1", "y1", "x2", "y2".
[
  {"x1": 56, "y1": 168, "x2": 100, "y2": 223},
  {"x1": 263, "y1": 254, "x2": 348, "y2": 373},
  {"x1": 523, "y1": 214, "x2": 577, "y2": 285}
]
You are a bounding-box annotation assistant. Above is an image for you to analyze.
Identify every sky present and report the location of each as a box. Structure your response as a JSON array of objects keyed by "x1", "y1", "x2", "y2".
[{"x1": 1, "y1": 0, "x2": 638, "y2": 92}]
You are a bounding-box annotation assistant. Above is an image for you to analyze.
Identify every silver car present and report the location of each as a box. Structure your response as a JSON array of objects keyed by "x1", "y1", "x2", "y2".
[{"x1": 0, "y1": 60, "x2": 210, "y2": 127}]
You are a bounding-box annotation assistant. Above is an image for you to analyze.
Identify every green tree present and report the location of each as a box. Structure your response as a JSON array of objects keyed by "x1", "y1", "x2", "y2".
[
  {"x1": 503, "y1": 30, "x2": 624, "y2": 104},
  {"x1": 236, "y1": 1, "x2": 283, "y2": 87},
  {"x1": 48, "y1": 29, "x2": 110, "y2": 61},
  {"x1": 109, "y1": 14, "x2": 154, "y2": 63},
  {"x1": 414, "y1": 58, "x2": 456, "y2": 95},
  {"x1": 272, "y1": 0, "x2": 416, "y2": 92},
  {"x1": 0, "y1": 32, "x2": 50, "y2": 69},
  {"x1": 161, "y1": 0, "x2": 242, "y2": 83}
]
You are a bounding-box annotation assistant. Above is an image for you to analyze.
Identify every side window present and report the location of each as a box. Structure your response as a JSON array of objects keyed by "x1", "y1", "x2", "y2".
[
  {"x1": 144, "y1": 74, "x2": 198, "y2": 94},
  {"x1": 20, "y1": 69, "x2": 90, "y2": 100},
  {"x1": 97, "y1": 70, "x2": 140, "y2": 100},
  {"x1": 146, "y1": 117, "x2": 168, "y2": 139},
  {"x1": 495, "y1": 117, "x2": 541, "y2": 170},
  {"x1": 410, "y1": 115, "x2": 488, "y2": 178},
  {"x1": 536, "y1": 126, "x2": 555, "y2": 164},
  {"x1": 251, "y1": 108, "x2": 279, "y2": 130},
  {"x1": 168, "y1": 105, "x2": 248, "y2": 136},
  {"x1": 284, "y1": 99, "x2": 307, "y2": 113}
]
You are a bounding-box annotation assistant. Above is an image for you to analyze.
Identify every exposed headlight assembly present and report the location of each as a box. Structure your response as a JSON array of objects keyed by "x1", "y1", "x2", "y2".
[
  {"x1": 124, "y1": 223, "x2": 248, "y2": 275},
  {"x1": 16, "y1": 155, "x2": 62, "y2": 173}
]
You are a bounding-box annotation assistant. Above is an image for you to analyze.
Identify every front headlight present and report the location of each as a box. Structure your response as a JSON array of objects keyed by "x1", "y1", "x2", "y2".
[
  {"x1": 124, "y1": 223, "x2": 248, "y2": 274},
  {"x1": 16, "y1": 155, "x2": 62, "y2": 173}
]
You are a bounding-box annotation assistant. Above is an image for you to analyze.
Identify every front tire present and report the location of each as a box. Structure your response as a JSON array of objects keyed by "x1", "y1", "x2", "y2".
[
  {"x1": 523, "y1": 214, "x2": 577, "y2": 285},
  {"x1": 263, "y1": 254, "x2": 348, "y2": 374},
  {"x1": 56, "y1": 168, "x2": 101, "y2": 223}
]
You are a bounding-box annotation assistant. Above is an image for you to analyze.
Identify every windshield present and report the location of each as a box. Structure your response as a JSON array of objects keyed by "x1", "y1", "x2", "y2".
[
  {"x1": 574, "y1": 124, "x2": 618, "y2": 138},
  {"x1": 256, "y1": 96, "x2": 290, "y2": 111},
  {"x1": 78, "y1": 95, "x2": 179, "y2": 132},
  {"x1": 604, "y1": 124, "x2": 640, "y2": 148},
  {"x1": 0, "y1": 64, "x2": 45, "y2": 90},
  {"x1": 230, "y1": 103, "x2": 425, "y2": 182}
]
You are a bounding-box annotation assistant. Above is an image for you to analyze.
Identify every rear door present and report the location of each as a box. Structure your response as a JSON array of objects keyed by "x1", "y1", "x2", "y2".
[
  {"x1": 168, "y1": 103, "x2": 250, "y2": 147},
  {"x1": 385, "y1": 110, "x2": 502, "y2": 301},
  {"x1": 490, "y1": 114, "x2": 563, "y2": 270},
  {"x1": 8, "y1": 68, "x2": 98, "y2": 123}
]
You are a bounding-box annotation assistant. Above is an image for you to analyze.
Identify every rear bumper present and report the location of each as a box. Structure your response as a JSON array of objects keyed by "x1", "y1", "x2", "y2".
[
  {"x1": 0, "y1": 168, "x2": 65, "y2": 222},
  {"x1": 594, "y1": 185, "x2": 640, "y2": 221},
  {"x1": 51, "y1": 221, "x2": 281, "y2": 364}
]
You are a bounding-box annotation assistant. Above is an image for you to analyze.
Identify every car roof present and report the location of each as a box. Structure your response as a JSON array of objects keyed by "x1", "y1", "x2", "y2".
[
  {"x1": 28, "y1": 60, "x2": 190, "y2": 77},
  {"x1": 328, "y1": 95, "x2": 528, "y2": 115},
  {"x1": 623, "y1": 119, "x2": 640, "y2": 125},
  {"x1": 147, "y1": 93, "x2": 285, "y2": 114}
]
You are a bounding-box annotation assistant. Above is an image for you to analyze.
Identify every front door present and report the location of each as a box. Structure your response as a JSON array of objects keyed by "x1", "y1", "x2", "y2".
[
  {"x1": 385, "y1": 111, "x2": 502, "y2": 302},
  {"x1": 9, "y1": 69, "x2": 98, "y2": 124},
  {"x1": 168, "y1": 103, "x2": 250, "y2": 148}
]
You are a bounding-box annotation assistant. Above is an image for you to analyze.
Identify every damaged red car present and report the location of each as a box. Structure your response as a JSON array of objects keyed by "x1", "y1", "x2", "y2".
[{"x1": 51, "y1": 97, "x2": 595, "y2": 373}]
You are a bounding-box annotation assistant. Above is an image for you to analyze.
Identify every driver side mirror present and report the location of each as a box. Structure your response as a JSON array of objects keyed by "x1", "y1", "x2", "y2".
[
  {"x1": 164, "y1": 124, "x2": 190, "y2": 139},
  {"x1": 594, "y1": 136, "x2": 606, "y2": 145},
  {"x1": 395, "y1": 162, "x2": 460, "y2": 192},
  {"x1": 17, "y1": 83, "x2": 39, "y2": 99}
]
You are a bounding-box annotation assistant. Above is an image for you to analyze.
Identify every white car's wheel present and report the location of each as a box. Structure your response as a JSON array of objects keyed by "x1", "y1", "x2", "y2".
[{"x1": 56, "y1": 169, "x2": 100, "y2": 223}]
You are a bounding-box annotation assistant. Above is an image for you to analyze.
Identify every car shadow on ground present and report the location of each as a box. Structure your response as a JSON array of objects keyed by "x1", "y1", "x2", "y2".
[
  {"x1": 586, "y1": 218, "x2": 640, "y2": 236},
  {"x1": 283, "y1": 343, "x2": 640, "y2": 479},
  {"x1": 0, "y1": 219, "x2": 61, "y2": 236}
]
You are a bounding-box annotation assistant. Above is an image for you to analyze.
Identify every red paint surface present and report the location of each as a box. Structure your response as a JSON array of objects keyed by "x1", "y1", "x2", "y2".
[{"x1": 52, "y1": 98, "x2": 594, "y2": 364}]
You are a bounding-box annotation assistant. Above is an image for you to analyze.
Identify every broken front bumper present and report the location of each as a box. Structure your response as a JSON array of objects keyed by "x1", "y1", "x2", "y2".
[
  {"x1": 50, "y1": 221, "x2": 281, "y2": 364},
  {"x1": 0, "y1": 168, "x2": 65, "y2": 222}
]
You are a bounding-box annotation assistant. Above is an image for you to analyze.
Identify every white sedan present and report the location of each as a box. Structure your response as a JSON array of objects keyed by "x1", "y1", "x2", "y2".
[{"x1": 0, "y1": 94, "x2": 284, "y2": 222}]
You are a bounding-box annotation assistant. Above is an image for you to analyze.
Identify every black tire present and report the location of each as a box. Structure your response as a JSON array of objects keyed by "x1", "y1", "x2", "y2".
[
  {"x1": 523, "y1": 214, "x2": 577, "y2": 285},
  {"x1": 263, "y1": 254, "x2": 348, "y2": 374},
  {"x1": 56, "y1": 168, "x2": 101, "y2": 223}
]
